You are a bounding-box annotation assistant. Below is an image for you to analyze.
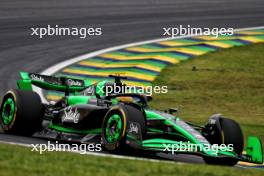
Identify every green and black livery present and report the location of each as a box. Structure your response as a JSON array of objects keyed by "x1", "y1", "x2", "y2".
[{"x1": 0, "y1": 72, "x2": 263, "y2": 166}]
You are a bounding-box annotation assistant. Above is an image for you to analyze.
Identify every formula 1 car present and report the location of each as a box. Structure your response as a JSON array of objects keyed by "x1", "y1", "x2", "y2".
[{"x1": 0, "y1": 72, "x2": 263, "y2": 166}]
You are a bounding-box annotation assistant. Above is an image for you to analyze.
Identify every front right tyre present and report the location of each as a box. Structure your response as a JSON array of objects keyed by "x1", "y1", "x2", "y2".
[{"x1": 202, "y1": 115, "x2": 244, "y2": 166}]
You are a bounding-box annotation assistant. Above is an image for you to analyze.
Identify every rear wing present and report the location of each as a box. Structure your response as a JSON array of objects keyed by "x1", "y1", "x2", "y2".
[{"x1": 17, "y1": 72, "x2": 91, "y2": 94}]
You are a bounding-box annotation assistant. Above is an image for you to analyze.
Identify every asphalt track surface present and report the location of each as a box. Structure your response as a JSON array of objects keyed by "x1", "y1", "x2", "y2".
[{"x1": 0, "y1": 0, "x2": 264, "y2": 166}]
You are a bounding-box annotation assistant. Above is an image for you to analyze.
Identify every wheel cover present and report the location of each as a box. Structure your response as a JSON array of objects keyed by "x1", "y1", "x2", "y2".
[
  {"x1": 1, "y1": 98, "x2": 15, "y2": 125},
  {"x1": 105, "y1": 114, "x2": 122, "y2": 143}
]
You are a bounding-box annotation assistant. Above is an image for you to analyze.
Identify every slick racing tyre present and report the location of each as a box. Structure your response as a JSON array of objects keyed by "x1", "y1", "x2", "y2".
[
  {"x1": 202, "y1": 115, "x2": 244, "y2": 166},
  {"x1": 101, "y1": 104, "x2": 146, "y2": 152},
  {"x1": 0, "y1": 89, "x2": 43, "y2": 135}
]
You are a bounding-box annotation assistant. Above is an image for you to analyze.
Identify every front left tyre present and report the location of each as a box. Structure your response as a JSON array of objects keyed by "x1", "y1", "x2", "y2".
[
  {"x1": 101, "y1": 104, "x2": 146, "y2": 152},
  {"x1": 0, "y1": 89, "x2": 43, "y2": 136}
]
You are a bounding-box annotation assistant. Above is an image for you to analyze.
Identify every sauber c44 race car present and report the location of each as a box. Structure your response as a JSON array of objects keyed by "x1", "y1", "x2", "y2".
[{"x1": 0, "y1": 72, "x2": 263, "y2": 166}]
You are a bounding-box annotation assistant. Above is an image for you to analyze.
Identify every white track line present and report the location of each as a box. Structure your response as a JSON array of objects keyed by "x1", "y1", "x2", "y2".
[
  {"x1": 0, "y1": 140, "x2": 178, "y2": 164},
  {"x1": 0, "y1": 140, "x2": 260, "y2": 168},
  {"x1": 35, "y1": 26, "x2": 264, "y2": 103}
]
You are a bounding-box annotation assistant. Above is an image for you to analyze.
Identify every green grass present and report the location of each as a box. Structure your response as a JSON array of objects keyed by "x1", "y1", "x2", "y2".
[
  {"x1": 1, "y1": 43, "x2": 264, "y2": 176},
  {"x1": 0, "y1": 144, "x2": 263, "y2": 176},
  {"x1": 151, "y1": 43, "x2": 264, "y2": 142}
]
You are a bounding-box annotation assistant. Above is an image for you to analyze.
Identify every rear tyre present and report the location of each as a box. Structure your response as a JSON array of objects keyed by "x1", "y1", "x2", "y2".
[
  {"x1": 101, "y1": 104, "x2": 145, "y2": 152},
  {"x1": 0, "y1": 89, "x2": 43, "y2": 135},
  {"x1": 202, "y1": 115, "x2": 244, "y2": 166}
]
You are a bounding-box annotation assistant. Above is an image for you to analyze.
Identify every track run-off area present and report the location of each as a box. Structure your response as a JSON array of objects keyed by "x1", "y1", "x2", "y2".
[{"x1": 42, "y1": 27, "x2": 264, "y2": 101}]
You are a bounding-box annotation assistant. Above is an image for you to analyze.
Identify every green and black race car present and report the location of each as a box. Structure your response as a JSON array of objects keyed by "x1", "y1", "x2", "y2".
[{"x1": 0, "y1": 72, "x2": 263, "y2": 166}]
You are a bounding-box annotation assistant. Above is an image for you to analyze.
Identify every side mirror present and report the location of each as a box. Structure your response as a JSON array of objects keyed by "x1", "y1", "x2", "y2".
[
  {"x1": 168, "y1": 108, "x2": 178, "y2": 114},
  {"x1": 146, "y1": 95, "x2": 152, "y2": 102}
]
